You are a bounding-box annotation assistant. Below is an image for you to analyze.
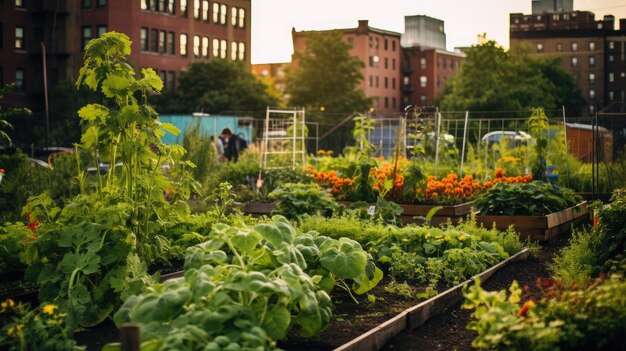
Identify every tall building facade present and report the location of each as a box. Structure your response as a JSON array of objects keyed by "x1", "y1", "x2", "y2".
[
  {"x1": 401, "y1": 47, "x2": 465, "y2": 108},
  {"x1": 292, "y1": 20, "x2": 402, "y2": 113},
  {"x1": 0, "y1": 0, "x2": 251, "y2": 110},
  {"x1": 532, "y1": 0, "x2": 573, "y2": 14},
  {"x1": 401, "y1": 15, "x2": 445, "y2": 50},
  {"x1": 510, "y1": 10, "x2": 626, "y2": 115}
]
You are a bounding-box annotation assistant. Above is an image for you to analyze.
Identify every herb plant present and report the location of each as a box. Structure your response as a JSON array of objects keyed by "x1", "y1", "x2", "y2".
[{"x1": 269, "y1": 182, "x2": 339, "y2": 219}]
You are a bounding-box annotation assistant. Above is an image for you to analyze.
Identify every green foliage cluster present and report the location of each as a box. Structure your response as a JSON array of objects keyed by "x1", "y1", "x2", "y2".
[
  {"x1": 0, "y1": 84, "x2": 31, "y2": 148},
  {"x1": 549, "y1": 228, "x2": 602, "y2": 286},
  {"x1": 113, "y1": 216, "x2": 382, "y2": 350},
  {"x1": 155, "y1": 59, "x2": 277, "y2": 114},
  {"x1": 440, "y1": 38, "x2": 585, "y2": 113},
  {"x1": 299, "y1": 214, "x2": 524, "y2": 296},
  {"x1": 286, "y1": 31, "x2": 372, "y2": 115},
  {"x1": 181, "y1": 121, "x2": 217, "y2": 188},
  {"x1": 269, "y1": 182, "x2": 339, "y2": 220},
  {"x1": 0, "y1": 300, "x2": 82, "y2": 351},
  {"x1": 475, "y1": 181, "x2": 582, "y2": 216},
  {"x1": 463, "y1": 275, "x2": 626, "y2": 351},
  {"x1": 596, "y1": 188, "x2": 626, "y2": 265}
]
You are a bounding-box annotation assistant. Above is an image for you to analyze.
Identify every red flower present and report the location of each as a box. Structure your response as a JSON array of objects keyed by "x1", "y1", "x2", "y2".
[
  {"x1": 518, "y1": 300, "x2": 536, "y2": 317},
  {"x1": 25, "y1": 212, "x2": 39, "y2": 232},
  {"x1": 0, "y1": 168, "x2": 5, "y2": 174}
]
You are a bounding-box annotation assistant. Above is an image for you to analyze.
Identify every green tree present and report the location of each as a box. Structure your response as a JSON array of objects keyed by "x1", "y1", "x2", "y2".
[
  {"x1": 285, "y1": 30, "x2": 372, "y2": 115},
  {"x1": 155, "y1": 59, "x2": 277, "y2": 114},
  {"x1": 440, "y1": 37, "x2": 585, "y2": 114},
  {"x1": 0, "y1": 84, "x2": 31, "y2": 149}
]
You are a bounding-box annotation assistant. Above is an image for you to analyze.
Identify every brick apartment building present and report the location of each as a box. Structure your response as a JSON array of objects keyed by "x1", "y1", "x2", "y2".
[
  {"x1": 0, "y1": 0, "x2": 251, "y2": 110},
  {"x1": 401, "y1": 46, "x2": 465, "y2": 108},
  {"x1": 292, "y1": 20, "x2": 402, "y2": 114},
  {"x1": 510, "y1": 10, "x2": 626, "y2": 115}
]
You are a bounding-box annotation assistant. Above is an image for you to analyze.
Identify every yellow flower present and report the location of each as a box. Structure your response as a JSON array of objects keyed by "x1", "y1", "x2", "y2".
[
  {"x1": 425, "y1": 233, "x2": 431, "y2": 240},
  {"x1": 459, "y1": 235, "x2": 467, "y2": 242},
  {"x1": 7, "y1": 323, "x2": 23, "y2": 337},
  {"x1": 42, "y1": 304, "x2": 58, "y2": 315},
  {"x1": 402, "y1": 238, "x2": 410, "y2": 243},
  {"x1": 435, "y1": 235, "x2": 443, "y2": 240},
  {"x1": 444, "y1": 236, "x2": 451, "y2": 242},
  {"x1": 1, "y1": 299, "x2": 15, "y2": 311}
]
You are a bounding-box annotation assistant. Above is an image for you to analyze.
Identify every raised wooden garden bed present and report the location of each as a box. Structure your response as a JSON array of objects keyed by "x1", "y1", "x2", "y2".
[
  {"x1": 333, "y1": 248, "x2": 530, "y2": 351},
  {"x1": 398, "y1": 201, "x2": 474, "y2": 226},
  {"x1": 476, "y1": 202, "x2": 589, "y2": 241}
]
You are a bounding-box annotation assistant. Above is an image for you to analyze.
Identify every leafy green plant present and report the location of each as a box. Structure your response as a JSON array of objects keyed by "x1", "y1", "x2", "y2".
[
  {"x1": 475, "y1": 181, "x2": 582, "y2": 216},
  {"x1": 269, "y1": 182, "x2": 339, "y2": 219},
  {"x1": 597, "y1": 188, "x2": 626, "y2": 264},
  {"x1": 464, "y1": 275, "x2": 626, "y2": 351},
  {"x1": 527, "y1": 107, "x2": 549, "y2": 181},
  {"x1": 0, "y1": 299, "x2": 83, "y2": 351},
  {"x1": 549, "y1": 228, "x2": 602, "y2": 287},
  {"x1": 112, "y1": 216, "x2": 382, "y2": 350}
]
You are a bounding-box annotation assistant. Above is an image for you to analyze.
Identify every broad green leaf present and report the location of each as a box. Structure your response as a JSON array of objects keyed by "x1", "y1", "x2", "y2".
[
  {"x1": 262, "y1": 304, "x2": 291, "y2": 339},
  {"x1": 230, "y1": 229, "x2": 262, "y2": 254},
  {"x1": 78, "y1": 104, "x2": 109, "y2": 122},
  {"x1": 319, "y1": 247, "x2": 367, "y2": 279},
  {"x1": 101, "y1": 74, "x2": 132, "y2": 98},
  {"x1": 159, "y1": 122, "x2": 179, "y2": 136},
  {"x1": 352, "y1": 266, "x2": 383, "y2": 295}
]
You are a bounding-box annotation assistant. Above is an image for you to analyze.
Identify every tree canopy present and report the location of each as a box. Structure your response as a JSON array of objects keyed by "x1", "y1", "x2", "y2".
[
  {"x1": 285, "y1": 30, "x2": 372, "y2": 115},
  {"x1": 155, "y1": 59, "x2": 277, "y2": 114},
  {"x1": 439, "y1": 38, "x2": 585, "y2": 115}
]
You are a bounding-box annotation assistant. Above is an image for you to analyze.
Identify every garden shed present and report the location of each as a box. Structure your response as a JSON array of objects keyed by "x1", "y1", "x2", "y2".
[{"x1": 159, "y1": 113, "x2": 254, "y2": 145}]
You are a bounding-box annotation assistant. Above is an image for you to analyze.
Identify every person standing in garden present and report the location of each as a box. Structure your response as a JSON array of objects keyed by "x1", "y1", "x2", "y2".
[{"x1": 219, "y1": 128, "x2": 242, "y2": 163}]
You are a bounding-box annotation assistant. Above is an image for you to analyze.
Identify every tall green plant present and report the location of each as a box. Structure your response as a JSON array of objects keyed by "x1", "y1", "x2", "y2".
[{"x1": 528, "y1": 107, "x2": 549, "y2": 181}]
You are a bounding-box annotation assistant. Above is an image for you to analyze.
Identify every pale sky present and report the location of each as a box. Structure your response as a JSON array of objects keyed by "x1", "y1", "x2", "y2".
[{"x1": 251, "y1": 0, "x2": 626, "y2": 64}]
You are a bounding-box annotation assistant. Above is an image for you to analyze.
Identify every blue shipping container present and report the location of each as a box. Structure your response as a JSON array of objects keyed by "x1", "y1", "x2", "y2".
[{"x1": 159, "y1": 114, "x2": 253, "y2": 145}]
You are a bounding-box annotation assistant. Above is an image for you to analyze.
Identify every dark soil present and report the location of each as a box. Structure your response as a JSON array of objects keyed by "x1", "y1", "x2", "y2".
[{"x1": 381, "y1": 233, "x2": 570, "y2": 351}]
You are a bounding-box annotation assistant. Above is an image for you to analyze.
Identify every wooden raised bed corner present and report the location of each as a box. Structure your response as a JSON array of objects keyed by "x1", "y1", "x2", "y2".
[
  {"x1": 476, "y1": 202, "x2": 590, "y2": 241},
  {"x1": 398, "y1": 201, "x2": 474, "y2": 226}
]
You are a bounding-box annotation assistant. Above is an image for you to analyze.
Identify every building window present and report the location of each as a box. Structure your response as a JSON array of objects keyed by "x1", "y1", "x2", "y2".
[
  {"x1": 392, "y1": 97, "x2": 396, "y2": 109},
  {"x1": 369, "y1": 56, "x2": 379, "y2": 67},
  {"x1": 97, "y1": 0, "x2": 107, "y2": 7},
  {"x1": 202, "y1": 36, "x2": 209, "y2": 57},
  {"x1": 238, "y1": 8, "x2": 245, "y2": 28},
  {"x1": 609, "y1": 91, "x2": 614, "y2": 101},
  {"x1": 193, "y1": 35, "x2": 200, "y2": 57},
  {"x1": 589, "y1": 105, "x2": 595, "y2": 115},
  {"x1": 375, "y1": 38, "x2": 379, "y2": 49},
  {"x1": 180, "y1": 0, "x2": 187, "y2": 16},
  {"x1": 180, "y1": 33, "x2": 187, "y2": 56},
  {"x1": 159, "y1": 70, "x2": 166, "y2": 86},
  {"x1": 82, "y1": 0, "x2": 92, "y2": 9},
  {"x1": 589, "y1": 89, "x2": 595, "y2": 99},
  {"x1": 220, "y1": 39, "x2": 227, "y2": 58},
  {"x1": 141, "y1": 0, "x2": 148, "y2": 10},
  {"x1": 202, "y1": 0, "x2": 209, "y2": 20},
  {"x1": 392, "y1": 59, "x2": 396, "y2": 70},
  {"x1": 536, "y1": 43, "x2": 543, "y2": 52},
  {"x1": 420, "y1": 58, "x2": 426, "y2": 69},
  {"x1": 167, "y1": 71, "x2": 175, "y2": 91},
  {"x1": 384, "y1": 58, "x2": 388, "y2": 69},
  {"x1": 609, "y1": 41, "x2": 614, "y2": 50},
  {"x1": 589, "y1": 41, "x2": 595, "y2": 51},
  {"x1": 375, "y1": 76, "x2": 379, "y2": 88},
  {"x1": 384, "y1": 38, "x2": 388, "y2": 50},
  {"x1": 571, "y1": 57, "x2": 578, "y2": 67},
  {"x1": 392, "y1": 40, "x2": 396, "y2": 51},
  {"x1": 384, "y1": 97, "x2": 389, "y2": 109},
  {"x1": 168, "y1": 0, "x2": 174, "y2": 14},
  {"x1": 193, "y1": 0, "x2": 200, "y2": 19},
  {"x1": 589, "y1": 73, "x2": 595, "y2": 84},
  {"x1": 420, "y1": 95, "x2": 427, "y2": 106},
  {"x1": 158, "y1": 30, "x2": 166, "y2": 53},
  {"x1": 82, "y1": 26, "x2": 92, "y2": 49},
  {"x1": 213, "y1": 3, "x2": 219, "y2": 23},
  {"x1": 212, "y1": 38, "x2": 219, "y2": 57},
  {"x1": 231, "y1": 41, "x2": 237, "y2": 60},
  {"x1": 384, "y1": 77, "x2": 388, "y2": 89},
  {"x1": 392, "y1": 78, "x2": 396, "y2": 89},
  {"x1": 97, "y1": 25, "x2": 107, "y2": 37},
  {"x1": 571, "y1": 42, "x2": 577, "y2": 51},
  {"x1": 589, "y1": 56, "x2": 595, "y2": 67},
  {"x1": 556, "y1": 43, "x2": 562, "y2": 52},
  {"x1": 15, "y1": 68, "x2": 24, "y2": 92},
  {"x1": 231, "y1": 7, "x2": 237, "y2": 26},
  {"x1": 419, "y1": 75, "x2": 427, "y2": 88},
  {"x1": 609, "y1": 72, "x2": 614, "y2": 82},
  {"x1": 150, "y1": 28, "x2": 158, "y2": 52},
  {"x1": 403, "y1": 76, "x2": 409, "y2": 85},
  {"x1": 609, "y1": 55, "x2": 614, "y2": 62},
  {"x1": 15, "y1": 26, "x2": 24, "y2": 50},
  {"x1": 369, "y1": 37, "x2": 373, "y2": 48},
  {"x1": 140, "y1": 28, "x2": 148, "y2": 51},
  {"x1": 369, "y1": 76, "x2": 373, "y2": 87},
  {"x1": 220, "y1": 4, "x2": 227, "y2": 24},
  {"x1": 168, "y1": 32, "x2": 175, "y2": 54},
  {"x1": 238, "y1": 42, "x2": 245, "y2": 61}
]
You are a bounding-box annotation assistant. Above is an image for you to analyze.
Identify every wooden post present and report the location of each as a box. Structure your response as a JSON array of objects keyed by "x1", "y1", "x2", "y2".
[{"x1": 120, "y1": 324, "x2": 140, "y2": 351}]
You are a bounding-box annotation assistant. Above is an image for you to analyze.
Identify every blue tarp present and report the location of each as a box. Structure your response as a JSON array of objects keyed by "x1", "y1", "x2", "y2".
[{"x1": 159, "y1": 114, "x2": 253, "y2": 144}]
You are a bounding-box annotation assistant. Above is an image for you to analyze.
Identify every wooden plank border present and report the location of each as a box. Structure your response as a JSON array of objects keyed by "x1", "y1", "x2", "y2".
[{"x1": 334, "y1": 248, "x2": 530, "y2": 351}]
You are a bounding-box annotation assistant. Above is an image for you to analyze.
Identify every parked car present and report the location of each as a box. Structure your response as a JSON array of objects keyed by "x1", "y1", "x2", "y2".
[{"x1": 481, "y1": 131, "x2": 534, "y2": 147}]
